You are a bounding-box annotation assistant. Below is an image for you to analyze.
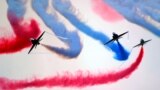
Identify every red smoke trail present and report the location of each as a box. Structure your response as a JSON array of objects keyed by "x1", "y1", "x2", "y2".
[
  {"x1": 91, "y1": 0, "x2": 123, "y2": 22},
  {"x1": 0, "y1": 47, "x2": 144, "y2": 89},
  {"x1": 0, "y1": 13, "x2": 41, "y2": 53}
]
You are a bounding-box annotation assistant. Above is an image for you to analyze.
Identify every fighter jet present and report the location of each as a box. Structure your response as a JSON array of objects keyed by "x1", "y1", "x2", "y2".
[
  {"x1": 28, "y1": 31, "x2": 45, "y2": 54},
  {"x1": 104, "y1": 31, "x2": 128, "y2": 45},
  {"x1": 133, "y1": 39, "x2": 151, "y2": 48}
]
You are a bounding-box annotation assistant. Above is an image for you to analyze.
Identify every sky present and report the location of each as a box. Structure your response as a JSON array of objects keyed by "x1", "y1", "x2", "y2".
[{"x1": 0, "y1": 0, "x2": 160, "y2": 90}]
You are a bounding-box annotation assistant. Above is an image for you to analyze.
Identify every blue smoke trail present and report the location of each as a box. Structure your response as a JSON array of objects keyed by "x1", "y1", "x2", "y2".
[
  {"x1": 32, "y1": 0, "x2": 82, "y2": 58},
  {"x1": 116, "y1": 41, "x2": 129, "y2": 60},
  {"x1": 52, "y1": 0, "x2": 129, "y2": 60},
  {"x1": 7, "y1": 0, "x2": 26, "y2": 18},
  {"x1": 104, "y1": 0, "x2": 160, "y2": 37}
]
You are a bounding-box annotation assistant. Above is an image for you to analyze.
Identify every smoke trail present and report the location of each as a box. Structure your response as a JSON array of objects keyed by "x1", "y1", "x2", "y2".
[
  {"x1": 115, "y1": 41, "x2": 129, "y2": 61},
  {"x1": 0, "y1": 47, "x2": 143, "y2": 89},
  {"x1": 32, "y1": 0, "x2": 82, "y2": 58},
  {"x1": 0, "y1": 0, "x2": 41, "y2": 53},
  {"x1": 91, "y1": 0, "x2": 123, "y2": 22},
  {"x1": 7, "y1": 0, "x2": 26, "y2": 17},
  {"x1": 51, "y1": 0, "x2": 129, "y2": 60},
  {"x1": 104, "y1": 0, "x2": 160, "y2": 37}
]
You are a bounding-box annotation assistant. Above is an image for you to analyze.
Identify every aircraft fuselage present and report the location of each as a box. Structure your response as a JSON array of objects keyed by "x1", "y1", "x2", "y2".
[
  {"x1": 113, "y1": 33, "x2": 119, "y2": 41},
  {"x1": 31, "y1": 39, "x2": 40, "y2": 45},
  {"x1": 140, "y1": 39, "x2": 145, "y2": 46}
]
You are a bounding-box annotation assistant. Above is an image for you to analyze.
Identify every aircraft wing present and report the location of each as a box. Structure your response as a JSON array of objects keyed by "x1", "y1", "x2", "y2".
[
  {"x1": 28, "y1": 44, "x2": 36, "y2": 54},
  {"x1": 119, "y1": 31, "x2": 128, "y2": 37},
  {"x1": 37, "y1": 31, "x2": 45, "y2": 41},
  {"x1": 145, "y1": 39, "x2": 152, "y2": 43},
  {"x1": 133, "y1": 43, "x2": 141, "y2": 48},
  {"x1": 104, "y1": 39, "x2": 114, "y2": 45}
]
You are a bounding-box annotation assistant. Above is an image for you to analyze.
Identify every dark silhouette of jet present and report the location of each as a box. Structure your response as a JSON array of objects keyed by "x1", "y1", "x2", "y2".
[
  {"x1": 133, "y1": 39, "x2": 151, "y2": 48},
  {"x1": 28, "y1": 31, "x2": 45, "y2": 54},
  {"x1": 104, "y1": 31, "x2": 128, "y2": 45}
]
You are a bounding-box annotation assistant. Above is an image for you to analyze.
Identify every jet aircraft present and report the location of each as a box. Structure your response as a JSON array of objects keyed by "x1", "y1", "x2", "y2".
[
  {"x1": 28, "y1": 31, "x2": 45, "y2": 54},
  {"x1": 133, "y1": 39, "x2": 151, "y2": 48},
  {"x1": 104, "y1": 31, "x2": 128, "y2": 45}
]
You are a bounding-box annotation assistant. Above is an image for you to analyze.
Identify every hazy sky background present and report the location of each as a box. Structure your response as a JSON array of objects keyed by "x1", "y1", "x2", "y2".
[{"x1": 0, "y1": 0, "x2": 160, "y2": 90}]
